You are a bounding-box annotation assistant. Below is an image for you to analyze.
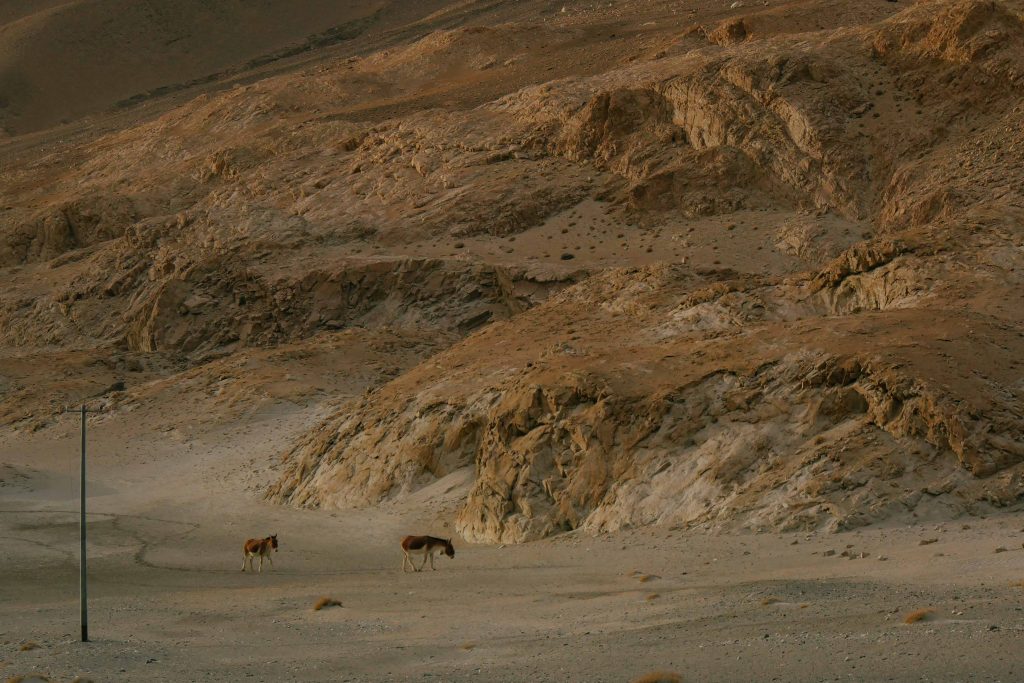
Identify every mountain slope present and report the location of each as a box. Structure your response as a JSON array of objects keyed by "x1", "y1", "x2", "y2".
[{"x1": 1, "y1": 0, "x2": 1022, "y2": 542}]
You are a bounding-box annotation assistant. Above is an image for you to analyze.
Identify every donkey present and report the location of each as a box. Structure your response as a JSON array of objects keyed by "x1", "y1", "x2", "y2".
[
  {"x1": 241, "y1": 534, "x2": 278, "y2": 573},
  {"x1": 401, "y1": 535, "x2": 454, "y2": 572}
]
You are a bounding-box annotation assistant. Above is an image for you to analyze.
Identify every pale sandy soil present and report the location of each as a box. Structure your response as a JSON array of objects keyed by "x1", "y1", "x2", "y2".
[
  {"x1": 2, "y1": 413, "x2": 1023, "y2": 683},
  {"x1": 2, "y1": 1, "x2": 1024, "y2": 680}
]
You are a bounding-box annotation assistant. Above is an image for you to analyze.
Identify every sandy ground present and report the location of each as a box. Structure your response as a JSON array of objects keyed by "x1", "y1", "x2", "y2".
[
  {"x1": 2, "y1": 412, "x2": 1024, "y2": 683},
  {"x1": 2, "y1": 1, "x2": 1023, "y2": 680}
]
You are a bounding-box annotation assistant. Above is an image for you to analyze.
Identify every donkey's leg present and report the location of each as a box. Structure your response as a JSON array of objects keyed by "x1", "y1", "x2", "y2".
[
  {"x1": 267, "y1": 554, "x2": 274, "y2": 569},
  {"x1": 430, "y1": 549, "x2": 437, "y2": 571},
  {"x1": 242, "y1": 553, "x2": 248, "y2": 572},
  {"x1": 258, "y1": 555, "x2": 264, "y2": 574},
  {"x1": 402, "y1": 551, "x2": 412, "y2": 572},
  {"x1": 417, "y1": 549, "x2": 428, "y2": 572}
]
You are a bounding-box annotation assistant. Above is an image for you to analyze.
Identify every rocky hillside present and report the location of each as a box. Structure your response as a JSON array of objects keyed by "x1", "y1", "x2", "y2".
[{"x1": 2, "y1": 0, "x2": 1023, "y2": 541}]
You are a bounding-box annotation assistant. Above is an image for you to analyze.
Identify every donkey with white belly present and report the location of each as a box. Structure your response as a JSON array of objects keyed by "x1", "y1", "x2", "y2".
[
  {"x1": 401, "y1": 535, "x2": 454, "y2": 572},
  {"x1": 241, "y1": 534, "x2": 278, "y2": 573}
]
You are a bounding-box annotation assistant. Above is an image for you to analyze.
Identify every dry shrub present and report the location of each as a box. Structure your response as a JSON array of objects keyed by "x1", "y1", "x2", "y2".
[
  {"x1": 632, "y1": 672, "x2": 683, "y2": 683},
  {"x1": 1009, "y1": 580, "x2": 1024, "y2": 588},
  {"x1": 17, "y1": 643, "x2": 39, "y2": 652},
  {"x1": 636, "y1": 574, "x2": 659, "y2": 583},
  {"x1": 760, "y1": 596, "x2": 780, "y2": 606},
  {"x1": 646, "y1": 593, "x2": 660, "y2": 601},
  {"x1": 313, "y1": 597, "x2": 343, "y2": 611},
  {"x1": 799, "y1": 603, "x2": 810, "y2": 609},
  {"x1": 460, "y1": 642, "x2": 476, "y2": 650},
  {"x1": 7, "y1": 676, "x2": 52, "y2": 683},
  {"x1": 903, "y1": 608, "x2": 934, "y2": 624}
]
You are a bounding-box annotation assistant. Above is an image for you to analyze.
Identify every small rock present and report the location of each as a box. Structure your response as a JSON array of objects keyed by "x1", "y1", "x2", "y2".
[
  {"x1": 823, "y1": 549, "x2": 836, "y2": 557},
  {"x1": 919, "y1": 538, "x2": 939, "y2": 546},
  {"x1": 994, "y1": 547, "x2": 1008, "y2": 553}
]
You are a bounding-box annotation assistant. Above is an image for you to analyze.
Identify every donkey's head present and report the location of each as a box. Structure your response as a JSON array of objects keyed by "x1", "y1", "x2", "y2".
[
  {"x1": 270, "y1": 534, "x2": 279, "y2": 551},
  {"x1": 444, "y1": 538, "x2": 455, "y2": 559}
]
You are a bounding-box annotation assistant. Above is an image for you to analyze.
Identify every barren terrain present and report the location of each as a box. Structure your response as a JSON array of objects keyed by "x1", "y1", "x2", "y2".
[
  {"x1": 4, "y1": 416, "x2": 1024, "y2": 682},
  {"x1": 2, "y1": 0, "x2": 1024, "y2": 680}
]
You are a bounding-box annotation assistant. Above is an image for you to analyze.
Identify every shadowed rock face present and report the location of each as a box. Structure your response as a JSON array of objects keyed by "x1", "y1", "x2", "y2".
[
  {"x1": 0, "y1": 0, "x2": 463, "y2": 135},
  {"x1": 3, "y1": 0, "x2": 1024, "y2": 542}
]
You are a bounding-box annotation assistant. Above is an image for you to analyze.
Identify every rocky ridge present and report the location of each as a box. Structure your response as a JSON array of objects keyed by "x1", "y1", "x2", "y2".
[{"x1": 2, "y1": 0, "x2": 1023, "y2": 542}]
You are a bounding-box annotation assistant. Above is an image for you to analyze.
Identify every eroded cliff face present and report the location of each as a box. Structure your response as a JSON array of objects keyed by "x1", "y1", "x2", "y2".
[
  {"x1": 3, "y1": 0, "x2": 1023, "y2": 540},
  {"x1": 267, "y1": 254, "x2": 1024, "y2": 542}
]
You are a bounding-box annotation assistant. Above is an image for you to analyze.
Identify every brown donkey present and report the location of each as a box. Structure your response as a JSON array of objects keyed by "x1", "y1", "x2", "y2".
[
  {"x1": 401, "y1": 535, "x2": 454, "y2": 572},
  {"x1": 241, "y1": 534, "x2": 278, "y2": 573}
]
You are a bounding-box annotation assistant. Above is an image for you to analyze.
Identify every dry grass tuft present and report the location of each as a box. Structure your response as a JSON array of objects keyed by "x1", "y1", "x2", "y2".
[
  {"x1": 313, "y1": 597, "x2": 343, "y2": 611},
  {"x1": 636, "y1": 574, "x2": 659, "y2": 583},
  {"x1": 903, "y1": 608, "x2": 935, "y2": 624},
  {"x1": 7, "y1": 675, "x2": 53, "y2": 683},
  {"x1": 760, "y1": 596, "x2": 780, "y2": 606},
  {"x1": 460, "y1": 642, "x2": 476, "y2": 651},
  {"x1": 71, "y1": 678, "x2": 96, "y2": 683},
  {"x1": 632, "y1": 671, "x2": 683, "y2": 683},
  {"x1": 17, "y1": 642, "x2": 40, "y2": 652},
  {"x1": 799, "y1": 603, "x2": 810, "y2": 609},
  {"x1": 1009, "y1": 580, "x2": 1024, "y2": 588},
  {"x1": 646, "y1": 593, "x2": 660, "y2": 601}
]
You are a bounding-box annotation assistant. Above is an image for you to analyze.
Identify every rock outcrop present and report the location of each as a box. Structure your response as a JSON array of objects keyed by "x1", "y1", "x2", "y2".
[{"x1": 3, "y1": 0, "x2": 1023, "y2": 540}]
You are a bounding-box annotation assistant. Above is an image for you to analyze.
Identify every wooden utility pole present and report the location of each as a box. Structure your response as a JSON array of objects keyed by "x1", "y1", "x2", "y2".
[{"x1": 66, "y1": 404, "x2": 100, "y2": 643}]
